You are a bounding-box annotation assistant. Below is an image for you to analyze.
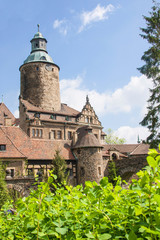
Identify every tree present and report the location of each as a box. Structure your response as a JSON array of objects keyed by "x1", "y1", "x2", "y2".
[
  {"x1": 0, "y1": 161, "x2": 10, "y2": 208},
  {"x1": 51, "y1": 150, "x2": 68, "y2": 185},
  {"x1": 138, "y1": 1, "x2": 160, "y2": 148},
  {"x1": 105, "y1": 128, "x2": 126, "y2": 144}
]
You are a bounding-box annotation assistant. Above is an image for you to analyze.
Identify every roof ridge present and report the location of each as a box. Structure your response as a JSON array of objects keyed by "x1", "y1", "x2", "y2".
[
  {"x1": 0, "y1": 127, "x2": 27, "y2": 158},
  {"x1": 130, "y1": 144, "x2": 141, "y2": 155}
]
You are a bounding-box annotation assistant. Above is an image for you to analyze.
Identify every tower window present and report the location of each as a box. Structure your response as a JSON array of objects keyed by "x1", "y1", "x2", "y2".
[
  {"x1": 80, "y1": 167, "x2": 85, "y2": 177},
  {"x1": 36, "y1": 67, "x2": 39, "y2": 71},
  {"x1": 0, "y1": 145, "x2": 6, "y2": 151},
  {"x1": 40, "y1": 56, "x2": 46, "y2": 60},
  {"x1": 98, "y1": 167, "x2": 102, "y2": 176}
]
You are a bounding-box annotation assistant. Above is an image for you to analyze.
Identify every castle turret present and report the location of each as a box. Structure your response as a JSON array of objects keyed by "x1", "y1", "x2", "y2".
[
  {"x1": 72, "y1": 126, "x2": 104, "y2": 185},
  {"x1": 19, "y1": 25, "x2": 61, "y2": 112}
]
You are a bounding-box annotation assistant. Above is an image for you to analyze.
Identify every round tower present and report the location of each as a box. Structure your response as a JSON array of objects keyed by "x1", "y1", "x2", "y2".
[
  {"x1": 72, "y1": 126, "x2": 104, "y2": 186},
  {"x1": 20, "y1": 25, "x2": 61, "y2": 112}
]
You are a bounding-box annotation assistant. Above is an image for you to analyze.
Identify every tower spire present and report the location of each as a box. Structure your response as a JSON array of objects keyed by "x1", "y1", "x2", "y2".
[
  {"x1": 37, "y1": 24, "x2": 40, "y2": 32},
  {"x1": 86, "y1": 95, "x2": 89, "y2": 104}
]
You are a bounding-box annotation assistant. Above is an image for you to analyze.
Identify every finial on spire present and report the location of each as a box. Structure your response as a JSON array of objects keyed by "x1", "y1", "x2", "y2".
[
  {"x1": 2, "y1": 95, "x2": 3, "y2": 103},
  {"x1": 37, "y1": 24, "x2": 40, "y2": 32},
  {"x1": 86, "y1": 95, "x2": 89, "y2": 104}
]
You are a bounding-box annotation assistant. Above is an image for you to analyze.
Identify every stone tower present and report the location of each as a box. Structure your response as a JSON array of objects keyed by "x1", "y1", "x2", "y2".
[
  {"x1": 72, "y1": 126, "x2": 104, "y2": 185},
  {"x1": 19, "y1": 25, "x2": 61, "y2": 112}
]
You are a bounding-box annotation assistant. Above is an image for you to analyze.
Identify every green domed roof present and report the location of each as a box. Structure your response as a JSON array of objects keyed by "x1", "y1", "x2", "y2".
[
  {"x1": 33, "y1": 31, "x2": 44, "y2": 39},
  {"x1": 24, "y1": 50, "x2": 54, "y2": 64}
]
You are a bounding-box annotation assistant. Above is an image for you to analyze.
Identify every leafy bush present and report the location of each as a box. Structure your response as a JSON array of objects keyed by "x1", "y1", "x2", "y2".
[{"x1": 0, "y1": 147, "x2": 160, "y2": 239}]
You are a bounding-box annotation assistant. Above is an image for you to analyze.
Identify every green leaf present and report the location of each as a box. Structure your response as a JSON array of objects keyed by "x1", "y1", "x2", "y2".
[
  {"x1": 147, "y1": 156, "x2": 157, "y2": 168},
  {"x1": 98, "y1": 233, "x2": 112, "y2": 239},
  {"x1": 55, "y1": 227, "x2": 68, "y2": 235},
  {"x1": 154, "y1": 194, "x2": 160, "y2": 206},
  {"x1": 135, "y1": 207, "x2": 142, "y2": 216},
  {"x1": 85, "y1": 233, "x2": 95, "y2": 238},
  {"x1": 129, "y1": 230, "x2": 137, "y2": 240},
  {"x1": 48, "y1": 176, "x2": 53, "y2": 184}
]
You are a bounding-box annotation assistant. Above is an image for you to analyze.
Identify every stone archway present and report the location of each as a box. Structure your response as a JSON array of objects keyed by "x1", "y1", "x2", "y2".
[{"x1": 120, "y1": 167, "x2": 137, "y2": 182}]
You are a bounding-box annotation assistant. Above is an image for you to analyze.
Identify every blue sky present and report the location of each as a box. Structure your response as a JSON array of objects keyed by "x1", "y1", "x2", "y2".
[{"x1": 0, "y1": 0, "x2": 154, "y2": 143}]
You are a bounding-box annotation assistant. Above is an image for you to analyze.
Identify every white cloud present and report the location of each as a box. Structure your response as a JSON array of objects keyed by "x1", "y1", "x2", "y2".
[
  {"x1": 115, "y1": 126, "x2": 150, "y2": 144},
  {"x1": 79, "y1": 4, "x2": 115, "y2": 32},
  {"x1": 53, "y1": 19, "x2": 68, "y2": 35},
  {"x1": 14, "y1": 109, "x2": 19, "y2": 118},
  {"x1": 60, "y1": 75, "x2": 152, "y2": 116}
]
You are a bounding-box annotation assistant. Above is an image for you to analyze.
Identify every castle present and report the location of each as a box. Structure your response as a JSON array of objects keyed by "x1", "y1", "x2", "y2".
[{"x1": 0, "y1": 28, "x2": 149, "y2": 188}]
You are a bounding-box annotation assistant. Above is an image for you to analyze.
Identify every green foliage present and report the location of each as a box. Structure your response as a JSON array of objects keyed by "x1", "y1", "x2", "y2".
[
  {"x1": 138, "y1": 1, "x2": 160, "y2": 148},
  {"x1": 51, "y1": 150, "x2": 68, "y2": 185},
  {"x1": 105, "y1": 128, "x2": 126, "y2": 144},
  {"x1": 0, "y1": 161, "x2": 10, "y2": 209},
  {"x1": 1, "y1": 147, "x2": 160, "y2": 239}
]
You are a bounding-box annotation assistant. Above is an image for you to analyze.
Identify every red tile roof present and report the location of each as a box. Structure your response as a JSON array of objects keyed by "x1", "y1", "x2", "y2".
[
  {"x1": 102, "y1": 144, "x2": 149, "y2": 156},
  {"x1": 0, "y1": 126, "x2": 75, "y2": 160},
  {"x1": 21, "y1": 99, "x2": 80, "y2": 116}
]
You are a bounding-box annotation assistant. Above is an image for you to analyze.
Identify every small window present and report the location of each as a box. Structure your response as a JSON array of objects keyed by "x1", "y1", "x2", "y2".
[
  {"x1": 50, "y1": 114, "x2": 56, "y2": 120},
  {"x1": 68, "y1": 131, "x2": 72, "y2": 140},
  {"x1": 11, "y1": 169, "x2": 14, "y2": 177},
  {"x1": 98, "y1": 167, "x2": 102, "y2": 176},
  {"x1": 35, "y1": 129, "x2": 39, "y2": 137},
  {"x1": 112, "y1": 153, "x2": 118, "y2": 160},
  {"x1": 80, "y1": 167, "x2": 85, "y2": 177},
  {"x1": 39, "y1": 129, "x2": 43, "y2": 138},
  {"x1": 0, "y1": 145, "x2": 6, "y2": 151},
  {"x1": 85, "y1": 117, "x2": 89, "y2": 123},
  {"x1": 52, "y1": 68, "x2": 54, "y2": 72},
  {"x1": 65, "y1": 116, "x2": 72, "y2": 121},
  {"x1": 36, "y1": 67, "x2": 39, "y2": 71},
  {"x1": 57, "y1": 130, "x2": 62, "y2": 139},
  {"x1": 40, "y1": 56, "x2": 46, "y2": 60},
  {"x1": 32, "y1": 129, "x2": 35, "y2": 137}
]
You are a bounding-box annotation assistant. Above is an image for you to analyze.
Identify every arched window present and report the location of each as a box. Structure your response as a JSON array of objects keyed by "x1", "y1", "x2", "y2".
[{"x1": 112, "y1": 153, "x2": 118, "y2": 160}]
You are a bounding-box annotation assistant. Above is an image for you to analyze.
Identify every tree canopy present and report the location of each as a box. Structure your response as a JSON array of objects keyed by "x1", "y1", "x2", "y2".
[
  {"x1": 105, "y1": 128, "x2": 126, "y2": 144},
  {"x1": 138, "y1": 1, "x2": 160, "y2": 148}
]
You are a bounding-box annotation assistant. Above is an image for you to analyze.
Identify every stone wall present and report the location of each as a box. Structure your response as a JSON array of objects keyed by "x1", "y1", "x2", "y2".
[
  {"x1": 20, "y1": 62, "x2": 61, "y2": 112},
  {"x1": 104, "y1": 155, "x2": 147, "y2": 182}
]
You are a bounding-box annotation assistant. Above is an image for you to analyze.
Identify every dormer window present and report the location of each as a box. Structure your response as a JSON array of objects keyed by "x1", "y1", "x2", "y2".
[
  {"x1": 50, "y1": 114, "x2": 56, "y2": 120},
  {"x1": 0, "y1": 145, "x2": 6, "y2": 151},
  {"x1": 34, "y1": 113, "x2": 40, "y2": 118},
  {"x1": 65, "y1": 116, "x2": 72, "y2": 121},
  {"x1": 40, "y1": 56, "x2": 46, "y2": 60}
]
